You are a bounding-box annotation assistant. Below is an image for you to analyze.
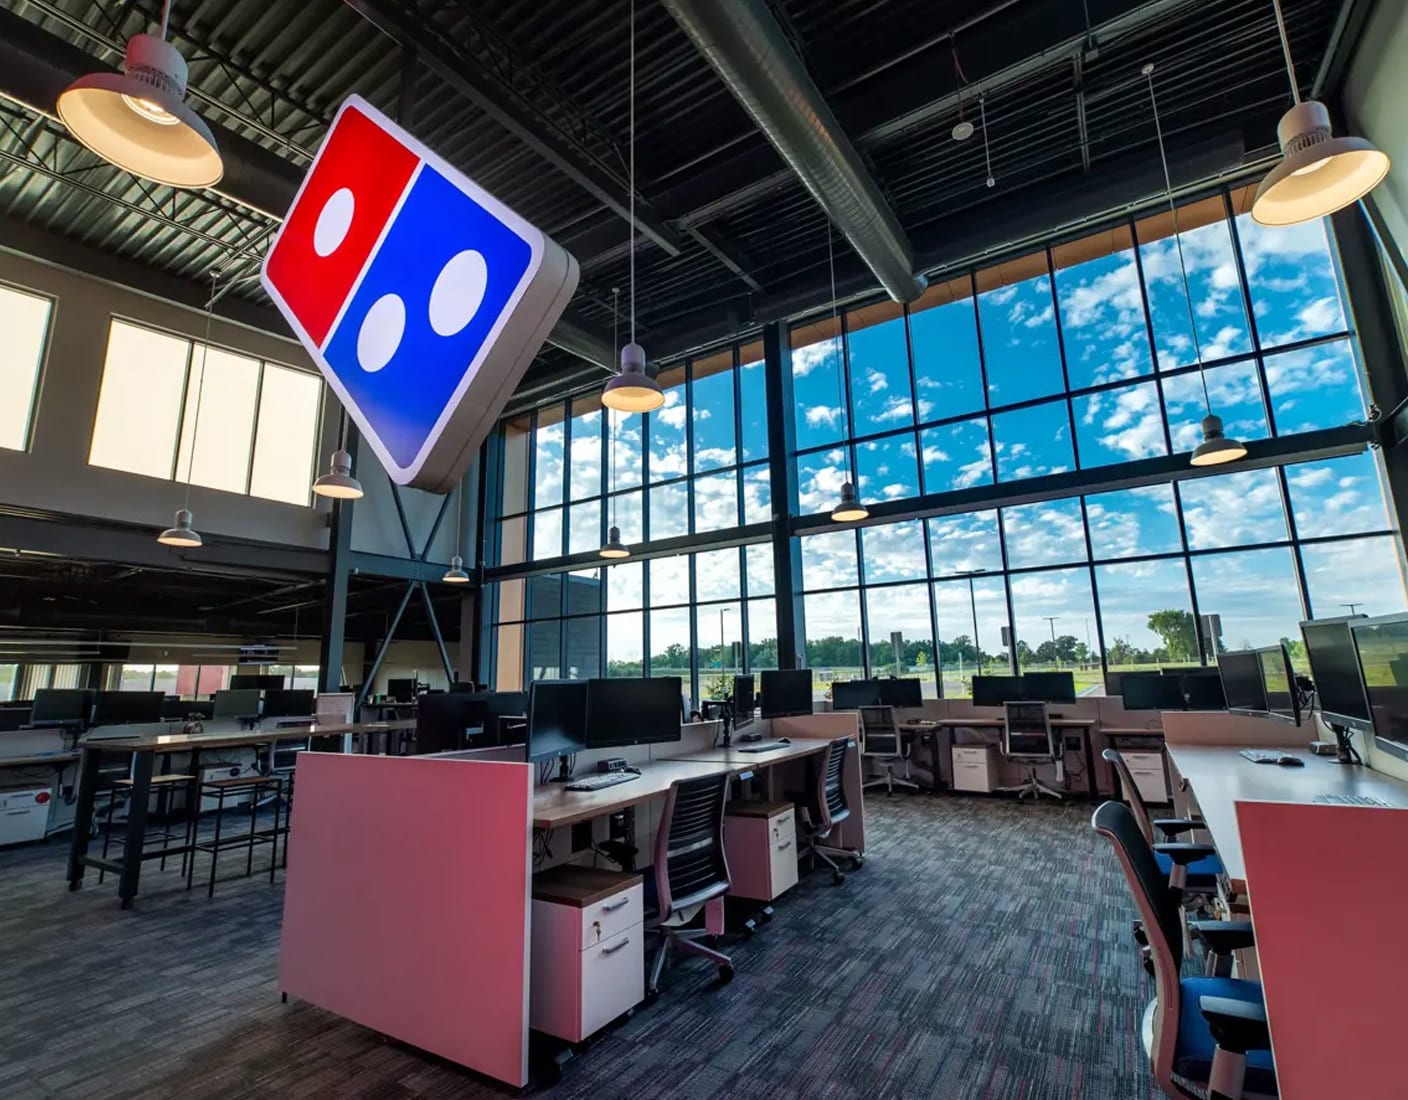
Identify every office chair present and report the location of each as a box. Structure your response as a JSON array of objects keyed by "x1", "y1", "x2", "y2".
[
  {"x1": 858, "y1": 705, "x2": 918, "y2": 795},
  {"x1": 793, "y1": 736, "x2": 863, "y2": 885},
  {"x1": 999, "y1": 701, "x2": 1063, "y2": 800},
  {"x1": 1092, "y1": 801, "x2": 1274, "y2": 1100},
  {"x1": 647, "y1": 772, "x2": 734, "y2": 997}
]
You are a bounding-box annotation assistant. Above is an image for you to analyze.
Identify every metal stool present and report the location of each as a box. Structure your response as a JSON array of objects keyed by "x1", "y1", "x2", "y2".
[
  {"x1": 187, "y1": 775, "x2": 283, "y2": 898},
  {"x1": 98, "y1": 773, "x2": 197, "y2": 882}
]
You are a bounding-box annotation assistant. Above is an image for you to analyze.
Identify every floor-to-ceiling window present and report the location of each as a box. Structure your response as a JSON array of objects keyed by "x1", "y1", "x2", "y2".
[{"x1": 486, "y1": 182, "x2": 1406, "y2": 699}]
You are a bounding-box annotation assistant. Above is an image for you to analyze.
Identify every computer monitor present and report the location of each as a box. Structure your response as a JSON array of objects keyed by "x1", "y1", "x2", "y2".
[
  {"x1": 1021, "y1": 671, "x2": 1076, "y2": 704},
  {"x1": 1119, "y1": 672, "x2": 1184, "y2": 711},
  {"x1": 759, "y1": 669, "x2": 813, "y2": 718},
  {"x1": 1181, "y1": 668, "x2": 1226, "y2": 710},
  {"x1": 484, "y1": 690, "x2": 529, "y2": 741},
  {"x1": 387, "y1": 678, "x2": 418, "y2": 703},
  {"x1": 1256, "y1": 644, "x2": 1300, "y2": 724},
  {"x1": 1301, "y1": 616, "x2": 1372, "y2": 735},
  {"x1": 876, "y1": 678, "x2": 923, "y2": 708},
  {"x1": 30, "y1": 688, "x2": 92, "y2": 725},
  {"x1": 585, "y1": 677, "x2": 683, "y2": 748},
  {"x1": 262, "y1": 689, "x2": 316, "y2": 719},
  {"x1": 971, "y1": 674, "x2": 1024, "y2": 708},
  {"x1": 92, "y1": 690, "x2": 164, "y2": 725},
  {"x1": 1350, "y1": 614, "x2": 1408, "y2": 759},
  {"x1": 526, "y1": 681, "x2": 588, "y2": 763},
  {"x1": 732, "y1": 675, "x2": 755, "y2": 721},
  {"x1": 212, "y1": 688, "x2": 262, "y2": 720},
  {"x1": 230, "y1": 674, "x2": 285, "y2": 691},
  {"x1": 1218, "y1": 651, "x2": 1267, "y2": 713},
  {"x1": 415, "y1": 693, "x2": 488, "y2": 754},
  {"x1": 831, "y1": 679, "x2": 879, "y2": 711}
]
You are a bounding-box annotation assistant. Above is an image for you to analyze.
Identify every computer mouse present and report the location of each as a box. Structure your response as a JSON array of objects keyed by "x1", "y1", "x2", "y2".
[
  {"x1": 1277, "y1": 755, "x2": 1304, "y2": 767},
  {"x1": 779, "y1": 737, "x2": 790, "y2": 744}
]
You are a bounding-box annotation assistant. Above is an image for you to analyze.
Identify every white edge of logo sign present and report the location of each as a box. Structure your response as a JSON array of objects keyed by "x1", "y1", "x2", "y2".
[{"x1": 259, "y1": 93, "x2": 547, "y2": 488}]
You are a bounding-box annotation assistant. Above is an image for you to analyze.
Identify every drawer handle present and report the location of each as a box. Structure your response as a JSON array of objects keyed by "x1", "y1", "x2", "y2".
[
  {"x1": 601, "y1": 896, "x2": 631, "y2": 913},
  {"x1": 776, "y1": 841, "x2": 792, "y2": 852},
  {"x1": 601, "y1": 936, "x2": 631, "y2": 955}
]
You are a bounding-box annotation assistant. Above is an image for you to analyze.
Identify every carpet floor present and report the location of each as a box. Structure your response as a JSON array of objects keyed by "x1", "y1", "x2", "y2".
[{"x1": 0, "y1": 794, "x2": 1157, "y2": 1099}]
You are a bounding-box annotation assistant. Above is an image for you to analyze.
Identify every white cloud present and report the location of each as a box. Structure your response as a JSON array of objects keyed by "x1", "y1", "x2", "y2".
[{"x1": 805, "y1": 405, "x2": 841, "y2": 427}]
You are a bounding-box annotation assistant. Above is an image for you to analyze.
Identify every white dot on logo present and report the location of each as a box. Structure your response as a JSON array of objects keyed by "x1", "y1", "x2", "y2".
[
  {"x1": 428, "y1": 249, "x2": 489, "y2": 337},
  {"x1": 357, "y1": 294, "x2": 404, "y2": 373},
  {"x1": 313, "y1": 188, "x2": 355, "y2": 257}
]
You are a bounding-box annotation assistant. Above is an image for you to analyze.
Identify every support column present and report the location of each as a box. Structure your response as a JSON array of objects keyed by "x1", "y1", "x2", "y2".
[
  {"x1": 318, "y1": 426, "x2": 357, "y2": 692},
  {"x1": 763, "y1": 321, "x2": 803, "y2": 669}
]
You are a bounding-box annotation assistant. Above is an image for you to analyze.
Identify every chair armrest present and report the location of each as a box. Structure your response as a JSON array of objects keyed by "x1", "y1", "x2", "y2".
[
  {"x1": 1199, "y1": 995, "x2": 1271, "y2": 1054},
  {"x1": 1152, "y1": 817, "x2": 1205, "y2": 839},
  {"x1": 1190, "y1": 920, "x2": 1256, "y2": 956},
  {"x1": 1154, "y1": 842, "x2": 1218, "y2": 865}
]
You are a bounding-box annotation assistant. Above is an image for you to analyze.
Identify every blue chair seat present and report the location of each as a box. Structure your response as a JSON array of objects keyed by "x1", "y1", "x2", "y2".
[
  {"x1": 1174, "y1": 977, "x2": 1277, "y2": 1095},
  {"x1": 1155, "y1": 849, "x2": 1222, "y2": 881}
]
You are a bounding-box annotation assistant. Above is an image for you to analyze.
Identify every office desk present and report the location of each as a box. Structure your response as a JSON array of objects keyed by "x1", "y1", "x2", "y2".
[
  {"x1": 932, "y1": 716, "x2": 1098, "y2": 796},
  {"x1": 0, "y1": 751, "x2": 80, "y2": 769},
  {"x1": 532, "y1": 759, "x2": 732, "y2": 831},
  {"x1": 1166, "y1": 742, "x2": 1408, "y2": 896},
  {"x1": 668, "y1": 737, "x2": 830, "y2": 773},
  {"x1": 67, "y1": 724, "x2": 393, "y2": 908}
]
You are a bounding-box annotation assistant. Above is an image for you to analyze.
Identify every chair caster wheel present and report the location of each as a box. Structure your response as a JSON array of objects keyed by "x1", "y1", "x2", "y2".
[
  {"x1": 644, "y1": 989, "x2": 660, "y2": 1005},
  {"x1": 850, "y1": 855, "x2": 864, "y2": 870},
  {"x1": 718, "y1": 964, "x2": 734, "y2": 983},
  {"x1": 741, "y1": 926, "x2": 754, "y2": 940},
  {"x1": 831, "y1": 871, "x2": 845, "y2": 886}
]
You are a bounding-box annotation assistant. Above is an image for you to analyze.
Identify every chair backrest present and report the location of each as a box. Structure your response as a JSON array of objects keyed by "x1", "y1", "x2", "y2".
[
  {"x1": 1101, "y1": 747, "x2": 1155, "y2": 845},
  {"x1": 1090, "y1": 801, "x2": 1184, "y2": 1091},
  {"x1": 858, "y1": 705, "x2": 900, "y2": 755},
  {"x1": 653, "y1": 771, "x2": 731, "y2": 921},
  {"x1": 1002, "y1": 701, "x2": 1055, "y2": 760},
  {"x1": 814, "y1": 735, "x2": 852, "y2": 832}
]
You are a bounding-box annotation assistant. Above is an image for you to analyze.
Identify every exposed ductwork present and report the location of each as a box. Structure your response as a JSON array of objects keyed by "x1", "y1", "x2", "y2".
[
  {"x1": 661, "y1": 0, "x2": 926, "y2": 304},
  {"x1": 0, "y1": 7, "x2": 613, "y2": 371}
]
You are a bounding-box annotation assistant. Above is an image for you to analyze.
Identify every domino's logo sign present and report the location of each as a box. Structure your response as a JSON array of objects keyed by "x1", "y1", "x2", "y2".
[{"x1": 262, "y1": 95, "x2": 578, "y2": 493}]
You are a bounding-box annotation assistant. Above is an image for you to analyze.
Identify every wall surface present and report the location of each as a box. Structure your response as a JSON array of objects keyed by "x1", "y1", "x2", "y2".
[{"x1": 1345, "y1": 1, "x2": 1408, "y2": 253}]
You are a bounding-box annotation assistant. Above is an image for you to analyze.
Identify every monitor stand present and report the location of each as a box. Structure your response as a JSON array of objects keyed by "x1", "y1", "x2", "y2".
[
  {"x1": 716, "y1": 699, "x2": 735, "y2": 748},
  {"x1": 1329, "y1": 723, "x2": 1362, "y2": 766},
  {"x1": 549, "y1": 754, "x2": 574, "y2": 783}
]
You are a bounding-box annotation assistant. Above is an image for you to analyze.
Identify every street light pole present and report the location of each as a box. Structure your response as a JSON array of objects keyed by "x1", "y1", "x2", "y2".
[
  {"x1": 951, "y1": 569, "x2": 987, "y2": 677},
  {"x1": 1043, "y1": 616, "x2": 1059, "y2": 667}
]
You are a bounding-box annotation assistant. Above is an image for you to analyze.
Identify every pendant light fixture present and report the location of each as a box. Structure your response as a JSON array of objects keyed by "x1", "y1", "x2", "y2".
[
  {"x1": 312, "y1": 414, "x2": 364, "y2": 500},
  {"x1": 1143, "y1": 64, "x2": 1247, "y2": 468},
  {"x1": 442, "y1": 478, "x2": 470, "y2": 584},
  {"x1": 825, "y1": 226, "x2": 869, "y2": 524},
  {"x1": 1251, "y1": 0, "x2": 1389, "y2": 226},
  {"x1": 56, "y1": 0, "x2": 223, "y2": 189},
  {"x1": 158, "y1": 267, "x2": 219, "y2": 548},
  {"x1": 601, "y1": 288, "x2": 631, "y2": 559},
  {"x1": 602, "y1": 0, "x2": 664, "y2": 414}
]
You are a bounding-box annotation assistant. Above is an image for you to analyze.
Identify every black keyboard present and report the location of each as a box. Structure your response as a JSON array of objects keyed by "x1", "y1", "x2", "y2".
[
  {"x1": 1313, "y1": 793, "x2": 1391, "y2": 807},
  {"x1": 738, "y1": 741, "x2": 789, "y2": 754},
  {"x1": 565, "y1": 771, "x2": 640, "y2": 792}
]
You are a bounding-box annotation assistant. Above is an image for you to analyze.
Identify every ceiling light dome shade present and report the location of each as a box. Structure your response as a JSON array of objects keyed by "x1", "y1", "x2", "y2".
[
  {"x1": 158, "y1": 508, "x2": 202, "y2": 548},
  {"x1": 830, "y1": 481, "x2": 869, "y2": 523},
  {"x1": 599, "y1": 525, "x2": 630, "y2": 559},
  {"x1": 312, "y1": 448, "x2": 364, "y2": 500},
  {"x1": 1190, "y1": 414, "x2": 1248, "y2": 467},
  {"x1": 1252, "y1": 100, "x2": 1389, "y2": 226},
  {"x1": 602, "y1": 342, "x2": 664, "y2": 412},
  {"x1": 57, "y1": 33, "x2": 223, "y2": 189},
  {"x1": 442, "y1": 555, "x2": 470, "y2": 584}
]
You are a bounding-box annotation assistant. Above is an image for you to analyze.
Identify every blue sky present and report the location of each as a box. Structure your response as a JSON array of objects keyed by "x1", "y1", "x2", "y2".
[{"x1": 508, "y1": 205, "x2": 1405, "y2": 668}]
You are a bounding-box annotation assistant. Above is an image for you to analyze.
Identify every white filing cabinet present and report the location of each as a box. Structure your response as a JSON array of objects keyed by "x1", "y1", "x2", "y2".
[
  {"x1": 952, "y1": 745, "x2": 999, "y2": 793},
  {"x1": 1119, "y1": 750, "x2": 1171, "y2": 804},
  {"x1": 530, "y1": 868, "x2": 644, "y2": 1043},
  {"x1": 723, "y1": 800, "x2": 798, "y2": 902},
  {"x1": 0, "y1": 786, "x2": 51, "y2": 846}
]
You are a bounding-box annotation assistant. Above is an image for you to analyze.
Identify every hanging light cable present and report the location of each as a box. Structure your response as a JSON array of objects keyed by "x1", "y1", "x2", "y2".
[
  {"x1": 1251, "y1": 0, "x2": 1388, "y2": 226},
  {"x1": 602, "y1": 287, "x2": 630, "y2": 558},
  {"x1": 602, "y1": 0, "x2": 664, "y2": 414},
  {"x1": 826, "y1": 225, "x2": 869, "y2": 523},
  {"x1": 312, "y1": 412, "x2": 364, "y2": 499},
  {"x1": 1143, "y1": 64, "x2": 1246, "y2": 468},
  {"x1": 442, "y1": 475, "x2": 470, "y2": 583},
  {"x1": 979, "y1": 95, "x2": 995, "y2": 188},
  {"x1": 159, "y1": 268, "x2": 218, "y2": 547},
  {"x1": 56, "y1": 0, "x2": 223, "y2": 189}
]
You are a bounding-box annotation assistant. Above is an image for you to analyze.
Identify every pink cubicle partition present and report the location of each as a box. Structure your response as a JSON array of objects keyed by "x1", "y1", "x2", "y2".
[
  {"x1": 279, "y1": 753, "x2": 534, "y2": 1088},
  {"x1": 772, "y1": 712, "x2": 866, "y2": 852},
  {"x1": 1237, "y1": 800, "x2": 1408, "y2": 1100}
]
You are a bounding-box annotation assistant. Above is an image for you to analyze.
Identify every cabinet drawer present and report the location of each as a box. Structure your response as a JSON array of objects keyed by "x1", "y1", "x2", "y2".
[
  {"x1": 952, "y1": 746, "x2": 993, "y2": 764},
  {"x1": 579, "y1": 927, "x2": 643, "y2": 1038},
  {"x1": 579, "y1": 884, "x2": 642, "y2": 950}
]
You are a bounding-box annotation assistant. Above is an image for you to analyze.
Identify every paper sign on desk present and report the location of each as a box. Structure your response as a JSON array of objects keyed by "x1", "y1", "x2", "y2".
[{"x1": 1237, "y1": 800, "x2": 1408, "y2": 1100}]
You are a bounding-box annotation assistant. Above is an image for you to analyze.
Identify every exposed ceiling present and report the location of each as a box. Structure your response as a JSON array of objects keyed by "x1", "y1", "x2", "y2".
[{"x1": 0, "y1": 0, "x2": 1352, "y2": 408}]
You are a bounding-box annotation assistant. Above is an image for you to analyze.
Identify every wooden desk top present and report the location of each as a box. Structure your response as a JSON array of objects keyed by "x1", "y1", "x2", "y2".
[
  {"x1": 0, "y1": 752, "x2": 79, "y2": 767},
  {"x1": 82, "y1": 718, "x2": 416, "y2": 753},
  {"x1": 1167, "y1": 742, "x2": 1408, "y2": 892},
  {"x1": 667, "y1": 737, "x2": 832, "y2": 773},
  {"x1": 1102, "y1": 726, "x2": 1165, "y2": 736},
  {"x1": 532, "y1": 759, "x2": 732, "y2": 830},
  {"x1": 938, "y1": 716, "x2": 1097, "y2": 728}
]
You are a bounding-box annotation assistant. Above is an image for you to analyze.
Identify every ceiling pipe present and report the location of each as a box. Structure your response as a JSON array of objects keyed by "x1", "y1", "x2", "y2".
[
  {"x1": 0, "y1": 7, "x2": 614, "y2": 372},
  {"x1": 661, "y1": 0, "x2": 926, "y2": 304}
]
